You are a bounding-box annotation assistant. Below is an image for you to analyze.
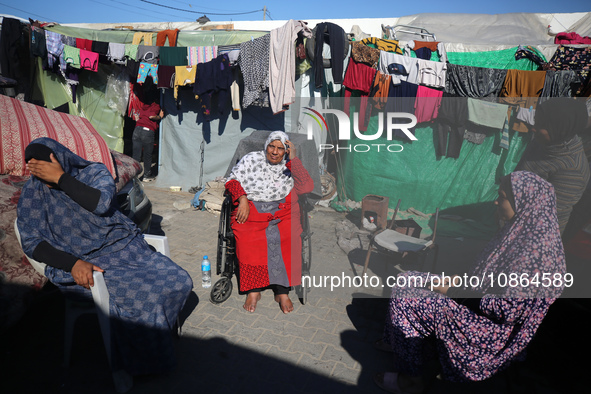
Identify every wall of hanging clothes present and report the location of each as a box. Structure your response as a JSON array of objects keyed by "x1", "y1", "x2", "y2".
[{"x1": 5, "y1": 16, "x2": 591, "y2": 236}]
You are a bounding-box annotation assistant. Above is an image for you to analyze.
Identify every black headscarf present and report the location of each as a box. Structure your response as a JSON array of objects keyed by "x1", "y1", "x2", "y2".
[
  {"x1": 534, "y1": 98, "x2": 588, "y2": 144},
  {"x1": 24, "y1": 143, "x2": 54, "y2": 163}
]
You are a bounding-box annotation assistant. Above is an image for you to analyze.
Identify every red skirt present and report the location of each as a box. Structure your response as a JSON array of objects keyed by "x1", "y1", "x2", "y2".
[{"x1": 231, "y1": 191, "x2": 302, "y2": 292}]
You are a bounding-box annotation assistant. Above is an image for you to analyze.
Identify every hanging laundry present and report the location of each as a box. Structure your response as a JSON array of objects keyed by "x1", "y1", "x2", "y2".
[
  {"x1": 76, "y1": 38, "x2": 93, "y2": 51},
  {"x1": 350, "y1": 41, "x2": 380, "y2": 69},
  {"x1": 62, "y1": 45, "x2": 81, "y2": 69},
  {"x1": 80, "y1": 49, "x2": 99, "y2": 72},
  {"x1": 385, "y1": 80, "x2": 419, "y2": 140},
  {"x1": 159, "y1": 46, "x2": 188, "y2": 66},
  {"x1": 137, "y1": 45, "x2": 159, "y2": 64},
  {"x1": 269, "y1": 20, "x2": 312, "y2": 114},
  {"x1": 194, "y1": 54, "x2": 234, "y2": 121},
  {"x1": 45, "y1": 30, "x2": 64, "y2": 70},
  {"x1": 413, "y1": 41, "x2": 439, "y2": 52},
  {"x1": 107, "y1": 43, "x2": 126, "y2": 64},
  {"x1": 1, "y1": 17, "x2": 23, "y2": 79},
  {"x1": 499, "y1": 69, "x2": 546, "y2": 132},
  {"x1": 239, "y1": 33, "x2": 271, "y2": 108},
  {"x1": 157, "y1": 65, "x2": 176, "y2": 89},
  {"x1": 137, "y1": 62, "x2": 158, "y2": 84},
  {"x1": 132, "y1": 32, "x2": 153, "y2": 46},
  {"x1": 417, "y1": 58, "x2": 447, "y2": 88},
  {"x1": 554, "y1": 32, "x2": 591, "y2": 45},
  {"x1": 368, "y1": 71, "x2": 391, "y2": 111},
  {"x1": 173, "y1": 65, "x2": 196, "y2": 100},
  {"x1": 547, "y1": 45, "x2": 591, "y2": 95},
  {"x1": 343, "y1": 58, "x2": 377, "y2": 132},
  {"x1": 91, "y1": 41, "x2": 109, "y2": 56},
  {"x1": 435, "y1": 94, "x2": 468, "y2": 158},
  {"x1": 515, "y1": 45, "x2": 547, "y2": 69},
  {"x1": 30, "y1": 26, "x2": 48, "y2": 69},
  {"x1": 313, "y1": 22, "x2": 347, "y2": 88},
  {"x1": 444, "y1": 64, "x2": 507, "y2": 98},
  {"x1": 61, "y1": 35, "x2": 76, "y2": 47},
  {"x1": 156, "y1": 29, "x2": 180, "y2": 47},
  {"x1": 379, "y1": 51, "x2": 420, "y2": 85},
  {"x1": 540, "y1": 70, "x2": 579, "y2": 101},
  {"x1": 467, "y1": 98, "x2": 511, "y2": 149},
  {"x1": 124, "y1": 44, "x2": 139, "y2": 61},
  {"x1": 414, "y1": 85, "x2": 443, "y2": 123},
  {"x1": 516, "y1": 107, "x2": 535, "y2": 126},
  {"x1": 188, "y1": 46, "x2": 218, "y2": 65},
  {"x1": 360, "y1": 37, "x2": 402, "y2": 54}
]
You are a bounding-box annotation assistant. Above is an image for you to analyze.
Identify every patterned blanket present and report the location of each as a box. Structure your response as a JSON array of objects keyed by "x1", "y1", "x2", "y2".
[{"x1": 0, "y1": 94, "x2": 116, "y2": 177}]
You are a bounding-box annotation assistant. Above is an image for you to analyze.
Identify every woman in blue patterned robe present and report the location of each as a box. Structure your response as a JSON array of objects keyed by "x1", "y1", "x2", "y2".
[{"x1": 17, "y1": 138, "x2": 193, "y2": 379}]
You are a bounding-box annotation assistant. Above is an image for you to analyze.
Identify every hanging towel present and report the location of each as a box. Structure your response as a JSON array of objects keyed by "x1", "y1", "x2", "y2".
[
  {"x1": 188, "y1": 46, "x2": 218, "y2": 65},
  {"x1": 467, "y1": 98, "x2": 511, "y2": 150},
  {"x1": 159, "y1": 46, "x2": 188, "y2": 66}
]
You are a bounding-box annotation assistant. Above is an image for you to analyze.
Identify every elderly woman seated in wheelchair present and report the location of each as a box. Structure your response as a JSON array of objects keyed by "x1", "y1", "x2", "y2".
[{"x1": 224, "y1": 131, "x2": 314, "y2": 313}]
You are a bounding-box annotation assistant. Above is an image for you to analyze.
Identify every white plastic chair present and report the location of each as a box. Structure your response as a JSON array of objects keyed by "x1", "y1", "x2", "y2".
[{"x1": 14, "y1": 219, "x2": 171, "y2": 389}]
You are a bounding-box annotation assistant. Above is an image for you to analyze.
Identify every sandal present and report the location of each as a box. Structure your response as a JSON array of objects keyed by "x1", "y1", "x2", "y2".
[
  {"x1": 374, "y1": 339, "x2": 394, "y2": 353},
  {"x1": 373, "y1": 372, "x2": 404, "y2": 394}
]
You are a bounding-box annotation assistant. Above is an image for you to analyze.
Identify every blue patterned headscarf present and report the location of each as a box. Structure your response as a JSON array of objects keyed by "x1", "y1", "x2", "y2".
[{"x1": 17, "y1": 138, "x2": 139, "y2": 261}]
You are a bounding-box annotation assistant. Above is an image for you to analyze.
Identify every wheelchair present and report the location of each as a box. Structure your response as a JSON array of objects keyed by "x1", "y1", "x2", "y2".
[{"x1": 210, "y1": 191, "x2": 313, "y2": 305}]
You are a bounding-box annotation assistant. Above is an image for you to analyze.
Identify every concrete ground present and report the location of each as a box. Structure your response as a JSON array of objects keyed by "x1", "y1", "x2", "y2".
[{"x1": 2, "y1": 184, "x2": 588, "y2": 393}]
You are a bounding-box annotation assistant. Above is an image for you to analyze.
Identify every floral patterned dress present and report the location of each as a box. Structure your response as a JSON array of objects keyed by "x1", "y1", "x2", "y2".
[{"x1": 385, "y1": 171, "x2": 566, "y2": 381}]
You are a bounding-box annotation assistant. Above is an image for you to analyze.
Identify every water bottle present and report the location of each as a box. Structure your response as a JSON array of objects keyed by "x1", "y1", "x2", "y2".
[{"x1": 201, "y1": 255, "x2": 211, "y2": 288}]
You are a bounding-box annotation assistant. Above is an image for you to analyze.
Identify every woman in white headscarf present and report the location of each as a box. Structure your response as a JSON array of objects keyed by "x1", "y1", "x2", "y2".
[{"x1": 225, "y1": 131, "x2": 314, "y2": 313}]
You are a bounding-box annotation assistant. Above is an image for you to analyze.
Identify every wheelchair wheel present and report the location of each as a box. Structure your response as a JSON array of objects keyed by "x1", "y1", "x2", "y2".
[{"x1": 210, "y1": 277, "x2": 233, "y2": 304}]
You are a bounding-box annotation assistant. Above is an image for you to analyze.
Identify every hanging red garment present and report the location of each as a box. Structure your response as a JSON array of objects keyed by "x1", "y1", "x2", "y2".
[{"x1": 343, "y1": 58, "x2": 377, "y2": 132}]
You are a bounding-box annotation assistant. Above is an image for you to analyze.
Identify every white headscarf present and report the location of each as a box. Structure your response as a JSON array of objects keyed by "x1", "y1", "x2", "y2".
[{"x1": 227, "y1": 131, "x2": 294, "y2": 202}]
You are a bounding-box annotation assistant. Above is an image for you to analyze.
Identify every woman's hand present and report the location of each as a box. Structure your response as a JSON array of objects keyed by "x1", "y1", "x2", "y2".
[
  {"x1": 27, "y1": 153, "x2": 65, "y2": 186},
  {"x1": 236, "y1": 195, "x2": 250, "y2": 224},
  {"x1": 71, "y1": 259, "x2": 105, "y2": 289},
  {"x1": 285, "y1": 140, "x2": 296, "y2": 160}
]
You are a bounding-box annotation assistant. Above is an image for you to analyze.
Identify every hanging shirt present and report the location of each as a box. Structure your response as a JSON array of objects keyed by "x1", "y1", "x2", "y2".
[
  {"x1": 379, "y1": 51, "x2": 420, "y2": 85},
  {"x1": 174, "y1": 66, "x2": 197, "y2": 100},
  {"x1": 80, "y1": 49, "x2": 99, "y2": 72}
]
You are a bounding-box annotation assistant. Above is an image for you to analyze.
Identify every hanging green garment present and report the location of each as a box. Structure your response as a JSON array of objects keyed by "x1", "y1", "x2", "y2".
[{"x1": 447, "y1": 46, "x2": 546, "y2": 70}]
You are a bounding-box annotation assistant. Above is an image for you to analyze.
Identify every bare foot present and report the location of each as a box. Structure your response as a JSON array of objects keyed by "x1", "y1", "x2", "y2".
[
  {"x1": 243, "y1": 292, "x2": 261, "y2": 313},
  {"x1": 275, "y1": 294, "x2": 294, "y2": 314}
]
